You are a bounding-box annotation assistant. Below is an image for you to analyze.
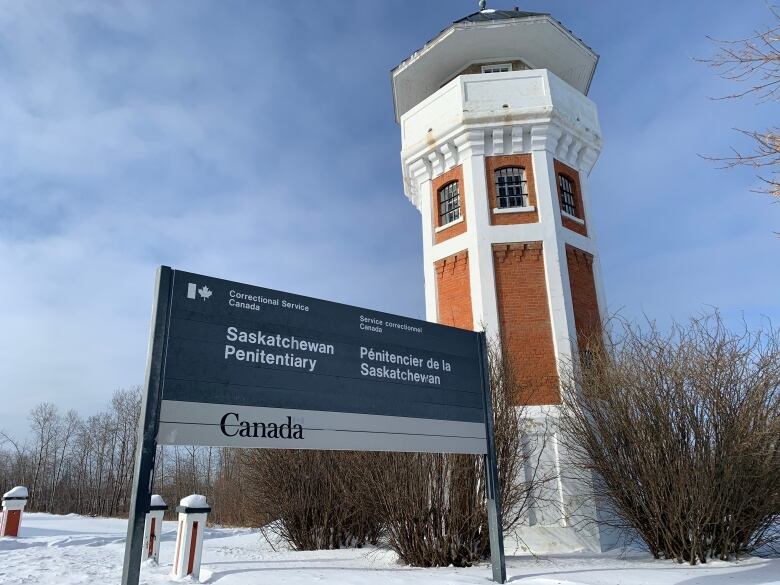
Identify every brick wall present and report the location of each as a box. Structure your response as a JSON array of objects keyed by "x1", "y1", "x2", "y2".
[
  {"x1": 434, "y1": 250, "x2": 473, "y2": 330},
  {"x1": 553, "y1": 159, "x2": 588, "y2": 237},
  {"x1": 493, "y1": 242, "x2": 560, "y2": 405},
  {"x1": 566, "y1": 245, "x2": 601, "y2": 354},
  {"x1": 485, "y1": 154, "x2": 539, "y2": 225},
  {"x1": 432, "y1": 165, "x2": 467, "y2": 244}
]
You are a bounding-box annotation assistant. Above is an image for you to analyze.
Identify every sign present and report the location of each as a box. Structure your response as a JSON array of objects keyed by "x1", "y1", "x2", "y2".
[
  {"x1": 159, "y1": 270, "x2": 487, "y2": 454},
  {"x1": 122, "y1": 267, "x2": 506, "y2": 585}
]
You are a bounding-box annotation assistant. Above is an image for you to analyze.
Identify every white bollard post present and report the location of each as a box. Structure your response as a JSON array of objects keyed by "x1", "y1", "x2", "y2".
[
  {"x1": 143, "y1": 494, "x2": 168, "y2": 563},
  {"x1": 171, "y1": 494, "x2": 211, "y2": 580},
  {"x1": 1, "y1": 486, "x2": 29, "y2": 538}
]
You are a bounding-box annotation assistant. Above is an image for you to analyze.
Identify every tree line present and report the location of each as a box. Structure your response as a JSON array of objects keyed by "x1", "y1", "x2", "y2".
[{"x1": 0, "y1": 388, "x2": 246, "y2": 526}]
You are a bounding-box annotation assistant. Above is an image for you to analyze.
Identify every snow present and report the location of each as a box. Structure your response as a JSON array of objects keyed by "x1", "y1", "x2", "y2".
[
  {"x1": 179, "y1": 494, "x2": 208, "y2": 508},
  {"x1": 3, "y1": 486, "x2": 28, "y2": 499},
  {"x1": 150, "y1": 495, "x2": 166, "y2": 507},
  {"x1": 0, "y1": 514, "x2": 777, "y2": 585}
]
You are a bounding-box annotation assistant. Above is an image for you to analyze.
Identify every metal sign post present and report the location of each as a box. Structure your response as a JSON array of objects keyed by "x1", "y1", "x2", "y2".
[
  {"x1": 121, "y1": 267, "x2": 506, "y2": 584},
  {"x1": 478, "y1": 332, "x2": 506, "y2": 583},
  {"x1": 121, "y1": 267, "x2": 173, "y2": 585}
]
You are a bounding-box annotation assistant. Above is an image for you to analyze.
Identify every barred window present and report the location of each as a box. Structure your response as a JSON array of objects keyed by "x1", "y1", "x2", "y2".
[
  {"x1": 494, "y1": 167, "x2": 528, "y2": 209},
  {"x1": 558, "y1": 174, "x2": 577, "y2": 216},
  {"x1": 438, "y1": 181, "x2": 461, "y2": 226}
]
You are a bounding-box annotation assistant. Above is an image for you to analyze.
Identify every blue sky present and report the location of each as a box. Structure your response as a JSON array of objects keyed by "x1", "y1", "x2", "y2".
[{"x1": 1, "y1": 1, "x2": 778, "y2": 438}]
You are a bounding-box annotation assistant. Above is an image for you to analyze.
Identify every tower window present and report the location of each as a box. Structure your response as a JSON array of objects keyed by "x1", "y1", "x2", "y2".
[
  {"x1": 481, "y1": 63, "x2": 512, "y2": 74},
  {"x1": 558, "y1": 174, "x2": 577, "y2": 216},
  {"x1": 438, "y1": 181, "x2": 461, "y2": 226},
  {"x1": 494, "y1": 167, "x2": 528, "y2": 208}
]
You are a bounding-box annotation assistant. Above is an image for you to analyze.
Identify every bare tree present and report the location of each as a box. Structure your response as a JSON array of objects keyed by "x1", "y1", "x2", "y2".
[
  {"x1": 558, "y1": 313, "x2": 780, "y2": 564},
  {"x1": 700, "y1": 7, "x2": 780, "y2": 199},
  {"x1": 46, "y1": 409, "x2": 79, "y2": 511},
  {"x1": 0, "y1": 388, "x2": 250, "y2": 523},
  {"x1": 27, "y1": 403, "x2": 59, "y2": 510}
]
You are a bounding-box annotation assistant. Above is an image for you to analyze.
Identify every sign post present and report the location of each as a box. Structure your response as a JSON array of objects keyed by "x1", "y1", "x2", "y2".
[
  {"x1": 121, "y1": 267, "x2": 172, "y2": 585},
  {"x1": 479, "y1": 332, "x2": 506, "y2": 583},
  {"x1": 122, "y1": 267, "x2": 506, "y2": 583}
]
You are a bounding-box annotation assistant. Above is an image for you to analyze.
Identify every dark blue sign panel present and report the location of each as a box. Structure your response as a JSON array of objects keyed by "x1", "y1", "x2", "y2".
[{"x1": 158, "y1": 270, "x2": 488, "y2": 454}]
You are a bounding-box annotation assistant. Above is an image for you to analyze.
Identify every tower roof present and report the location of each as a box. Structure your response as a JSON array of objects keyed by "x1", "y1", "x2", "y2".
[
  {"x1": 391, "y1": 8, "x2": 598, "y2": 122},
  {"x1": 454, "y1": 8, "x2": 547, "y2": 23}
]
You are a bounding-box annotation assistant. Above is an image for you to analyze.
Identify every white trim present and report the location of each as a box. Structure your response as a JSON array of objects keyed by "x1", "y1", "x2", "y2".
[
  {"x1": 562, "y1": 229, "x2": 595, "y2": 254},
  {"x1": 431, "y1": 232, "x2": 472, "y2": 261},
  {"x1": 434, "y1": 215, "x2": 464, "y2": 233},
  {"x1": 576, "y1": 173, "x2": 609, "y2": 324},
  {"x1": 485, "y1": 223, "x2": 546, "y2": 245},
  {"x1": 532, "y1": 147, "x2": 578, "y2": 365},
  {"x1": 418, "y1": 177, "x2": 438, "y2": 322},
  {"x1": 481, "y1": 63, "x2": 512, "y2": 74},
  {"x1": 561, "y1": 211, "x2": 585, "y2": 225},
  {"x1": 461, "y1": 149, "x2": 500, "y2": 336},
  {"x1": 493, "y1": 205, "x2": 535, "y2": 214}
]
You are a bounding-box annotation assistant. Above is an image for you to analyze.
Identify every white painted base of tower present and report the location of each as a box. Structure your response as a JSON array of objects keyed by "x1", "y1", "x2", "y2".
[
  {"x1": 508, "y1": 406, "x2": 620, "y2": 555},
  {"x1": 505, "y1": 525, "x2": 597, "y2": 555}
]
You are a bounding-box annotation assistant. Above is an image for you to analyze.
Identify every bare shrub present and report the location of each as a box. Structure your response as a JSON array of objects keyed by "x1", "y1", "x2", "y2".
[
  {"x1": 357, "y1": 339, "x2": 543, "y2": 567},
  {"x1": 241, "y1": 449, "x2": 380, "y2": 550},
  {"x1": 359, "y1": 452, "x2": 485, "y2": 566},
  {"x1": 559, "y1": 314, "x2": 780, "y2": 563}
]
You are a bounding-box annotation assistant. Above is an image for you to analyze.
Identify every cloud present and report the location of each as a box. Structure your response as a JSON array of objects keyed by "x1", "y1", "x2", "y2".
[
  {"x1": 0, "y1": 0, "x2": 777, "y2": 439},
  {"x1": 0, "y1": 1, "x2": 423, "y2": 437}
]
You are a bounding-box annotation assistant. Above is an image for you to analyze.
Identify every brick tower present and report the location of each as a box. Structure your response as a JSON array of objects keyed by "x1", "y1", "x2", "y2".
[{"x1": 392, "y1": 7, "x2": 610, "y2": 552}]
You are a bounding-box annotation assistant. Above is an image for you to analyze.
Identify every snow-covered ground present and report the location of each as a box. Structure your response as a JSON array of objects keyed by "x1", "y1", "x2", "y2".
[{"x1": 0, "y1": 513, "x2": 777, "y2": 584}]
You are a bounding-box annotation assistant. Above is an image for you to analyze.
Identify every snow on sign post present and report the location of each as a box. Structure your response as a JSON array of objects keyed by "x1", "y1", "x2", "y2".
[{"x1": 121, "y1": 266, "x2": 506, "y2": 584}]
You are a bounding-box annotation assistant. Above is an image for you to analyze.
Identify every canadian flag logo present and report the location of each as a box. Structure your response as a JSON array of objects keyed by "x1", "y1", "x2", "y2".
[{"x1": 187, "y1": 283, "x2": 212, "y2": 301}]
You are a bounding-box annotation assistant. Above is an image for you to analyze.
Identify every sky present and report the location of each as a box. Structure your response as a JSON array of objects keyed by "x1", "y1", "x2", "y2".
[{"x1": 1, "y1": 1, "x2": 778, "y2": 439}]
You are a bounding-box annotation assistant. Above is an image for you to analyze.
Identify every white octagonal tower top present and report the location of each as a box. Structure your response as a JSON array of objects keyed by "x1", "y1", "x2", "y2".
[{"x1": 391, "y1": 7, "x2": 599, "y2": 123}]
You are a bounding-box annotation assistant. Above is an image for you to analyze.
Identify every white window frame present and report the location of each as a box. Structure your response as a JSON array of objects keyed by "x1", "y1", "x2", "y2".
[{"x1": 481, "y1": 63, "x2": 512, "y2": 74}]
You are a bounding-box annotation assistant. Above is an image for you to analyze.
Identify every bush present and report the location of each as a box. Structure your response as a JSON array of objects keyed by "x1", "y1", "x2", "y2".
[
  {"x1": 357, "y1": 340, "x2": 540, "y2": 567},
  {"x1": 241, "y1": 450, "x2": 380, "y2": 550},
  {"x1": 559, "y1": 314, "x2": 780, "y2": 563},
  {"x1": 241, "y1": 340, "x2": 548, "y2": 561}
]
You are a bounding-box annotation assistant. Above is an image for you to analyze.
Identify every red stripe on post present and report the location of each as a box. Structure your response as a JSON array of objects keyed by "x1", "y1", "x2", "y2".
[
  {"x1": 148, "y1": 517, "x2": 156, "y2": 557},
  {"x1": 187, "y1": 521, "x2": 198, "y2": 575},
  {"x1": 4, "y1": 510, "x2": 20, "y2": 537}
]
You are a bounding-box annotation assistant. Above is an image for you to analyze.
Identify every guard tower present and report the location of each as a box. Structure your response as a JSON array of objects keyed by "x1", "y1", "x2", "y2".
[{"x1": 392, "y1": 6, "x2": 610, "y2": 552}]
